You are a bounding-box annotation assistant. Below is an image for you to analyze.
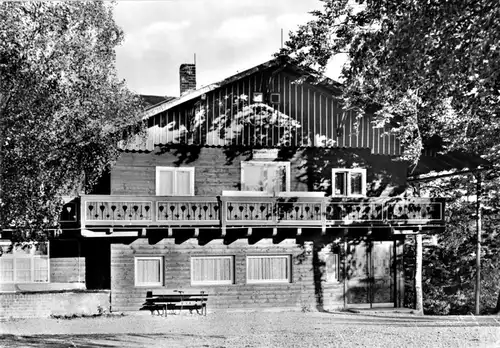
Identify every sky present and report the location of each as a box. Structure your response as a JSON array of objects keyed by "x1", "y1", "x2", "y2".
[{"x1": 113, "y1": 0, "x2": 345, "y2": 98}]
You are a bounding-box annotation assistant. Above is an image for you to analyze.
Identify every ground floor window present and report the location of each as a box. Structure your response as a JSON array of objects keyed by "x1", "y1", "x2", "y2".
[
  {"x1": 246, "y1": 255, "x2": 291, "y2": 283},
  {"x1": 135, "y1": 257, "x2": 163, "y2": 286},
  {"x1": 325, "y1": 252, "x2": 341, "y2": 282},
  {"x1": 191, "y1": 256, "x2": 234, "y2": 285},
  {"x1": 0, "y1": 242, "x2": 49, "y2": 283}
]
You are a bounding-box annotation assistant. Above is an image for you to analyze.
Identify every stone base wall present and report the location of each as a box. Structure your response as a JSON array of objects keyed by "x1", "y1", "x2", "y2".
[{"x1": 0, "y1": 290, "x2": 110, "y2": 319}]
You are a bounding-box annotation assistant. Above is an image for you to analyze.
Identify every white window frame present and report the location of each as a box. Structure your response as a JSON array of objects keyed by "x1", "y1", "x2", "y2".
[
  {"x1": 0, "y1": 241, "x2": 50, "y2": 284},
  {"x1": 246, "y1": 255, "x2": 291, "y2": 284},
  {"x1": 331, "y1": 168, "x2": 367, "y2": 197},
  {"x1": 134, "y1": 256, "x2": 163, "y2": 287},
  {"x1": 240, "y1": 161, "x2": 291, "y2": 194},
  {"x1": 190, "y1": 256, "x2": 234, "y2": 286},
  {"x1": 155, "y1": 166, "x2": 195, "y2": 196}
]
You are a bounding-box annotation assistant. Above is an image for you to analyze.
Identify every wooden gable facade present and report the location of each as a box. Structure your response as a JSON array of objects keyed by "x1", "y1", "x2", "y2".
[{"x1": 127, "y1": 56, "x2": 401, "y2": 155}]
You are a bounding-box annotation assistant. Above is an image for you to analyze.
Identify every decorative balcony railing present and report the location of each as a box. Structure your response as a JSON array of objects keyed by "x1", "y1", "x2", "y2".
[{"x1": 78, "y1": 195, "x2": 445, "y2": 229}]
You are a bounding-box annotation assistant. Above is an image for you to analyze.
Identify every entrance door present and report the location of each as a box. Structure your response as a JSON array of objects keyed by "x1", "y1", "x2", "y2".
[{"x1": 345, "y1": 241, "x2": 394, "y2": 308}]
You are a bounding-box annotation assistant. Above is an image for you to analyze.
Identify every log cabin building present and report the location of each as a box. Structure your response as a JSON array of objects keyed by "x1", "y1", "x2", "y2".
[{"x1": 0, "y1": 56, "x2": 446, "y2": 312}]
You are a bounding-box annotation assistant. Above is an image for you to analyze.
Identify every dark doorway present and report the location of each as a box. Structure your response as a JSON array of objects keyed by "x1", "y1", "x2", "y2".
[
  {"x1": 345, "y1": 240, "x2": 395, "y2": 308},
  {"x1": 83, "y1": 239, "x2": 111, "y2": 289}
]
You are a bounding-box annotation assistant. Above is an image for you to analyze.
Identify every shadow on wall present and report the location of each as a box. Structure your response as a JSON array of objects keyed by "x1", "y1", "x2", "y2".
[{"x1": 292, "y1": 148, "x2": 407, "y2": 197}]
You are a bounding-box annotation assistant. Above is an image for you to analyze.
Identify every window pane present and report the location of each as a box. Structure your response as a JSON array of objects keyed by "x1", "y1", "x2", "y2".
[
  {"x1": 0, "y1": 258, "x2": 14, "y2": 282},
  {"x1": 242, "y1": 165, "x2": 265, "y2": 191},
  {"x1": 325, "y1": 253, "x2": 339, "y2": 282},
  {"x1": 136, "y1": 259, "x2": 161, "y2": 285},
  {"x1": 33, "y1": 257, "x2": 49, "y2": 282},
  {"x1": 334, "y1": 172, "x2": 347, "y2": 195},
  {"x1": 267, "y1": 165, "x2": 287, "y2": 192},
  {"x1": 247, "y1": 256, "x2": 289, "y2": 282},
  {"x1": 15, "y1": 258, "x2": 31, "y2": 282},
  {"x1": 177, "y1": 170, "x2": 192, "y2": 195},
  {"x1": 350, "y1": 172, "x2": 363, "y2": 195},
  {"x1": 192, "y1": 257, "x2": 232, "y2": 284},
  {"x1": 158, "y1": 170, "x2": 174, "y2": 195}
]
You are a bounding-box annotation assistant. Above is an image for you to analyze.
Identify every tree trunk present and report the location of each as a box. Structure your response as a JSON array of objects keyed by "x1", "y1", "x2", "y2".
[
  {"x1": 415, "y1": 234, "x2": 424, "y2": 315},
  {"x1": 475, "y1": 173, "x2": 482, "y2": 315},
  {"x1": 496, "y1": 291, "x2": 500, "y2": 314}
]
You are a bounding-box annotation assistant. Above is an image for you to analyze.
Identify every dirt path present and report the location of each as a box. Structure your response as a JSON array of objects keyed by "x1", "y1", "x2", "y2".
[{"x1": 1, "y1": 311, "x2": 499, "y2": 347}]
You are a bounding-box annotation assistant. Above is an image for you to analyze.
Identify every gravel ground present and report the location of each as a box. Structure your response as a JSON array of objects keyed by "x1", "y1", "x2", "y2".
[{"x1": 0, "y1": 311, "x2": 499, "y2": 348}]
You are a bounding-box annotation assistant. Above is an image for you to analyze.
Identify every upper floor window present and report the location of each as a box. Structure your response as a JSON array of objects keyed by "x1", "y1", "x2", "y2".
[
  {"x1": 332, "y1": 168, "x2": 366, "y2": 197},
  {"x1": 0, "y1": 242, "x2": 49, "y2": 284},
  {"x1": 156, "y1": 167, "x2": 195, "y2": 196},
  {"x1": 241, "y1": 161, "x2": 290, "y2": 193}
]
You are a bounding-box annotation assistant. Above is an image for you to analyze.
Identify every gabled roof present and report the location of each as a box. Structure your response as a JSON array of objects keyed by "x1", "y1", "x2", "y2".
[
  {"x1": 139, "y1": 95, "x2": 176, "y2": 109},
  {"x1": 141, "y1": 55, "x2": 343, "y2": 120}
]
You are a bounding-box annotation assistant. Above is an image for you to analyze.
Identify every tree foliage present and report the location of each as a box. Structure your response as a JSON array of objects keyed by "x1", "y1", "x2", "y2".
[
  {"x1": 281, "y1": 0, "x2": 500, "y2": 313},
  {"x1": 0, "y1": 1, "x2": 143, "y2": 241},
  {"x1": 279, "y1": 0, "x2": 500, "y2": 162}
]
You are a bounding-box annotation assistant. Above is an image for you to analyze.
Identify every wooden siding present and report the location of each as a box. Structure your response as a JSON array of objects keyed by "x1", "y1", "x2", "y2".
[
  {"x1": 110, "y1": 238, "x2": 344, "y2": 312},
  {"x1": 111, "y1": 147, "x2": 407, "y2": 197},
  {"x1": 130, "y1": 69, "x2": 400, "y2": 155},
  {"x1": 49, "y1": 240, "x2": 85, "y2": 284}
]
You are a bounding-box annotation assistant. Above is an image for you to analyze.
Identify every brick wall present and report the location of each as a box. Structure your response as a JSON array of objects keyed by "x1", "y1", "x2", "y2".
[
  {"x1": 0, "y1": 290, "x2": 110, "y2": 319},
  {"x1": 110, "y1": 237, "x2": 344, "y2": 312},
  {"x1": 179, "y1": 63, "x2": 196, "y2": 95}
]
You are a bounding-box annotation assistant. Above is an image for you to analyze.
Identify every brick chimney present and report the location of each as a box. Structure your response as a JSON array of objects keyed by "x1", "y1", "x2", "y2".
[{"x1": 179, "y1": 63, "x2": 196, "y2": 96}]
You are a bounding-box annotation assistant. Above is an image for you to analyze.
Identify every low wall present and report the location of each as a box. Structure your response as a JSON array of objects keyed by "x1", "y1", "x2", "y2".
[{"x1": 0, "y1": 290, "x2": 110, "y2": 319}]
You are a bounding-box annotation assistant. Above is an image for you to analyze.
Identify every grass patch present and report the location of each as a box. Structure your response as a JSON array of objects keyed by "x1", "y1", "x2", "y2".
[{"x1": 50, "y1": 312, "x2": 125, "y2": 320}]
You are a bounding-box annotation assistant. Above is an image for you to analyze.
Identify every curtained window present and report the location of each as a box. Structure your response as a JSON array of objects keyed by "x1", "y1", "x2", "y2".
[
  {"x1": 246, "y1": 255, "x2": 291, "y2": 283},
  {"x1": 191, "y1": 256, "x2": 234, "y2": 285},
  {"x1": 135, "y1": 257, "x2": 163, "y2": 286},
  {"x1": 0, "y1": 242, "x2": 49, "y2": 283}
]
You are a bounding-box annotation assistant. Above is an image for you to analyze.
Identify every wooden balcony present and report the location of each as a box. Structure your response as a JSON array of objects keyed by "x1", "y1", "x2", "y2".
[{"x1": 78, "y1": 194, "x2": 445, "y2": 231}]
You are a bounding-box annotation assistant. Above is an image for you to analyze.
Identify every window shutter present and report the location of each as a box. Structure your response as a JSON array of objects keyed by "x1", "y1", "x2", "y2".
[
  {"x1": 158, "y1": 170, "x2": 174, "y2": 195},
  {"x1": 15, "y1": 258, "x2": 31, "y2": 282},
  {"x1": 334, "y1": 172, "x2": 347, "y2": 195},
  {"x1": 0, "y1": 258, "x2": 14, "y2": 282},
  {"x1": 34, "y1": 257, "x2": 49, "y2": 282},
  {"x1": 350, "y1": 172, "x2": 363, "y2": 195},
  {"x1": 177, "y1": 170, "x2": 192, "y2": 195}
]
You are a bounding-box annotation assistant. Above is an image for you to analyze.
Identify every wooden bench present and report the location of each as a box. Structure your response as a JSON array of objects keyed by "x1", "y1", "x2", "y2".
[{"x1": 141, "y1": 290, "x2": 208, "y2": 317}]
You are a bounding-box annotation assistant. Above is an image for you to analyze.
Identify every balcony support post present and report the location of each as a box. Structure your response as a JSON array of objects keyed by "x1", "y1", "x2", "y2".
[
  {"x1": 272, "y1": 227, "x2": 277, "y2": 237},
  {"x1": 167, "y1": 227, "x2": 173, "y2": 237},
  {"x1": 296, "y1": 228, "x2": 302, "y2": 236},
  {"x1": 247, "y1": 227, "x2": 253, "y2": 237},
  {"x1": 194, "y1": 228, "x2": 199, "y2": 237}
]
